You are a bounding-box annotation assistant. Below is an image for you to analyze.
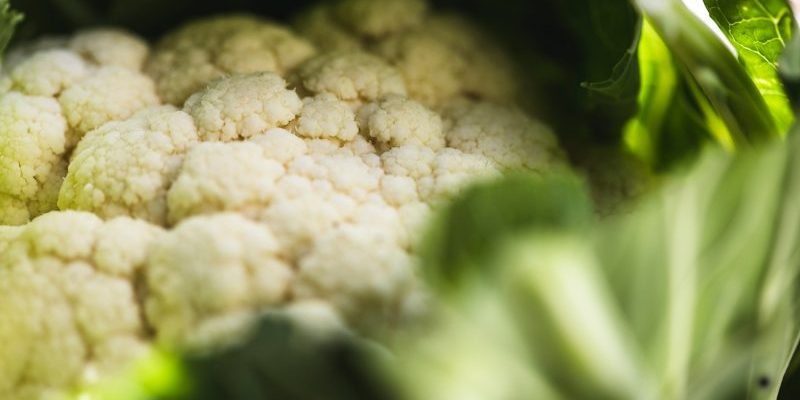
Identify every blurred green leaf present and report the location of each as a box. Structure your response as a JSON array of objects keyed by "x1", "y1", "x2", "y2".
[
  {"x1": 0, "y1": 0, "x2": 22, "y2": 60},
  {"x1": 419, "y1": 172, "x2": 594, "y2": 297},
  {"x1": 623, "y1": 19, "x2": 710, "y2": 170},
  {"x1": 174, "y1": 316, "x2": 395, "y2": 400},
  {"x1": 704, "y1": 0, "x2": 795, "y2": 133},
  {"x1": 403, "y1": 133, "x2": 800, "y2": 399}
]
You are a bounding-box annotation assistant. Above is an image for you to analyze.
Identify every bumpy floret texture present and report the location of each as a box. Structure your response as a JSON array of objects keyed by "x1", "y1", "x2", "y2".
[
  {"x1": 0, "y1": 28, "x2": 159, "y2": 225},
  {"x1": 58, "y1": 106, "x2": 199, "y2": 225},
  {"x1": 294, "y1": 50, "x2": 407, "y2": 105},
  {"x1": 184, "y1": 73, "x2": 302, "y2": 141},
  {"x1": 333, "y1": 0, "x2": 428, "y2": 38},
  {"x1": 0, "y1": 212, "x2": 164, "y2": 400},
  {"x1": 358, "y1": 94, "x2": 445, "y2": 150},
  {"x1": 0, "y1": 93, "x2": 67, "y2": 225},
  {"x1": 442, "y1": 99, "x2": 563, "y2": 170},
  {"x1": 145, "y1": 15, "x2": 316, "y2": 105},
  {"x1": 146, "y1": 214, "x2": 293, "y2": 347},
  {"x1": 68, "y1": 28, "x2": 150, "y2": 71},
  {"x1": 0, "y1": 4, "x2": 568, "y2": 397},
  {"x1": 295, "y1": 1, "x2": 519, "y2": 107}
]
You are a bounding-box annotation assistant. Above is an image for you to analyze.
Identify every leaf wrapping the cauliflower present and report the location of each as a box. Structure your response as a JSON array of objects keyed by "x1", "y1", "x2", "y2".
[
  {"x1": 0, "y1": 0, "x2": 21, "y2": 61},
  {"x1": 703, "y1": 0, "x2": 795, "y2": 133},
  {"x1": 404, "y1": 133, "x2": 800, "y2": 399}
]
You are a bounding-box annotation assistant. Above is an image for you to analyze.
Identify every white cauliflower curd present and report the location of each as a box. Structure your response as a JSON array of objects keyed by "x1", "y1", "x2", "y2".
[{"x1": 0, "y1": 1, "x2": 565, "y2": 397}]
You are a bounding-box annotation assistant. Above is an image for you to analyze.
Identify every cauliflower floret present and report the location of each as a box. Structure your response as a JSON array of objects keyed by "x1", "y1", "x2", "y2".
[
  {"x1": 58, "y1": 106, "x2": 199, "y2": 225},
  {"x1": 0, "y1": 226, "x2": 22, "y2": 253},
  {"x1": 293, "y1": 225, "x2": 416, "y2": 328},
  {"x1": 283, "y1": 300, "x2": 347, "y2": 337},
  {"x1": 4, "y1": 37, "x2": 69, "y2": 73},
  {"x1": 0, "y1": 212, "x2": 163, "y2": 400},
  {"x1": 294, "y1": 5, "x2": 362, "y2": 52},
  {"x1": 294, "y1": 51, "x2": 407, "y2": 105},
  {"x1": 145, "y1": 15, "x2": 316, "y2": 105},
  {"x1": 26, "y1": 159, "x2": 68, "y2": 220},
  {"x1": 184, "y1": 73, "x2": 302, "y2": 141},
  {"x1": 425, "y1": 15, "x2": 519, "y2": 102},
  {"x1": 0, "y1": 93, "x2": 68, "y2": 225},
  {"x1": 381, "y1": 144, "x2": 499, "y2": 202},
  {"x1": 3, "y1": 49, "x2": 90, "y2": 97},
  {"x1": 291, "y1": 93, "x2": 359, "y2": 141},
  {"x1": 442, "y1": 99, "x2": 563, "y2": 171},
  {"x1": 167, "y1": 142, "x2": 285, "y2": 224},
  {"x1": 376, "y1": 15, "x2": 518, "y2": 106},
  {"x1": 251, "y1": 127, "x2": 310, "y2": 163},
  {"x1": 59, "y1": 66, "x2": 161, "y2": 143},
  {"x1": 145, "y1": 214, "x2": 293, "y2": 346},
  {"x1": 333, "y1": 0, "x2": 428, "y2": 38},
  {"x1": 68, "y1": 28, "x2": 150, "y2": 71},
  {"x1": 164, "y1": 125, "x2": 412, "y2": 262},
  {"x1": 358, "y1": 94, "x2": 445, "y2": 150},
  {"x1": 375, "y1": 32, "x2": 465, "y2": 107}
]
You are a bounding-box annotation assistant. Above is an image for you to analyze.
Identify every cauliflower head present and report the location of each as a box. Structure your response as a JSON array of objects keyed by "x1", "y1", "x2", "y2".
[{"x1": 0, "y1": 4, "x2": 571, "y2": 397}]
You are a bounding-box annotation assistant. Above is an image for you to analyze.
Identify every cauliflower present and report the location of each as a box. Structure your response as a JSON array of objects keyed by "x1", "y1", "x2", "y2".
[
  {"x1": 333, "y1": 0, "x2": 428, "y2": 38},
  {"x1": 294, "y1": 5, "x2": 362, "y2": 52},
  {"x1": 59, "y1": 66, "x2": 160, "y2": 142},
  {"x1": 145, "y1": 15, "x2": 316, "y2": 105},
  {"x1": 0, "y1": 31, "x2": 161, "y2": 225},
  {"x1": 294, "y1": 1, "x2": 519, "y2": 107},
  {"x1": 68, "y1": 28, "x2": 150, "y2": 71},
  {"x1": 294, "y1": 50, "x2": 407, "y2": 105},
  {"x1": 2, "y1": 49, "x2": 90, "y2": 97},
  {"x1": 376, "y1": 15, "x2": 519, "y2": 106},
  {"x1": 0, "y1": 212, "x2": 163, "y2": 400},
  {"x1": 293, "y1": 225, "x2": 417, "y2": 329},
  {"x1": 58, "y1": 106, "x2": 199, "y2": 225},
  {"x1": 184, "y1": 72, "x2": 302, "y2": 141},
  {"x1": 0, "y1": 93, "x2": 68, "y2": 225},
  {"x1": 145, "y1": 214, "x2": 293, "y2": 347},
  {"x1": 292, "y1": 93, "x2": 359, "y2": 141},
  {"x1": 381, "y1": 144, "x2": 500, "y2": 203},
  {"x1": 442, "y1": 99, "x2": 563, "y2": 171},
  {"x1": 166, "y1": 141, "x2": 285, "y2": 224},
  {"x1": 358, "y1": 94, "x2": 445, "y2": 150},
  {"x1": 0, "y1": 5, "x2": 572, "y2": 397}
]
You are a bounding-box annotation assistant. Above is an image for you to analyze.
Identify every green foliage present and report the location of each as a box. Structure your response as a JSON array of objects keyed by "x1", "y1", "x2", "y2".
[
  {"x1": 0, "y1": 0, "x2": 21, "y2": 59},
  {"x1": 419, "y1": 172, "x2": 594, "y2": 297},
  {"x1": 399, "y1": 133, "x2": 800, "y2": 399},
  {"x1": 704, "y1": 0, "x2": 795, "y2": 132}
]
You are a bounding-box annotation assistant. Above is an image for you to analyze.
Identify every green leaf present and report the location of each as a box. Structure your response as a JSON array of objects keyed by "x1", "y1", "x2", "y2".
[
  {"x1": 635, "y1": 0, "x2": 782, "y2": 145},
  {"x1": 0, "y1": 0, "x2": 22, "y2": 60},
  {"x1": 778, "y1": 28, "x2": 800, "y2": 112},
  {"x1": 419, "y1": 172, "x2": 594, "y2": 297},
  {"x1": 623, "y1": 19, "x2": 711, "y2": 170},
  {"x1": 404, "y1": 133, "x2": 800, "y2": 399},
  {"x1": 704, "y1": 0, "x2": 795, "y2": 133}
]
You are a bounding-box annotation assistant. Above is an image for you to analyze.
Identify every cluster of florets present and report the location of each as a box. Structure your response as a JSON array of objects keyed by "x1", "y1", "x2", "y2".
[{"x1": 0, "y1": 0, "x2": 565, "y2": 398}]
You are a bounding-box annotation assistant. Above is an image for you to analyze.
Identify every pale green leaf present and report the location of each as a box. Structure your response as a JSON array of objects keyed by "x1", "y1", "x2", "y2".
[{"x1": 704, "y1": 0, "x2": 795, "y2": 133}]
